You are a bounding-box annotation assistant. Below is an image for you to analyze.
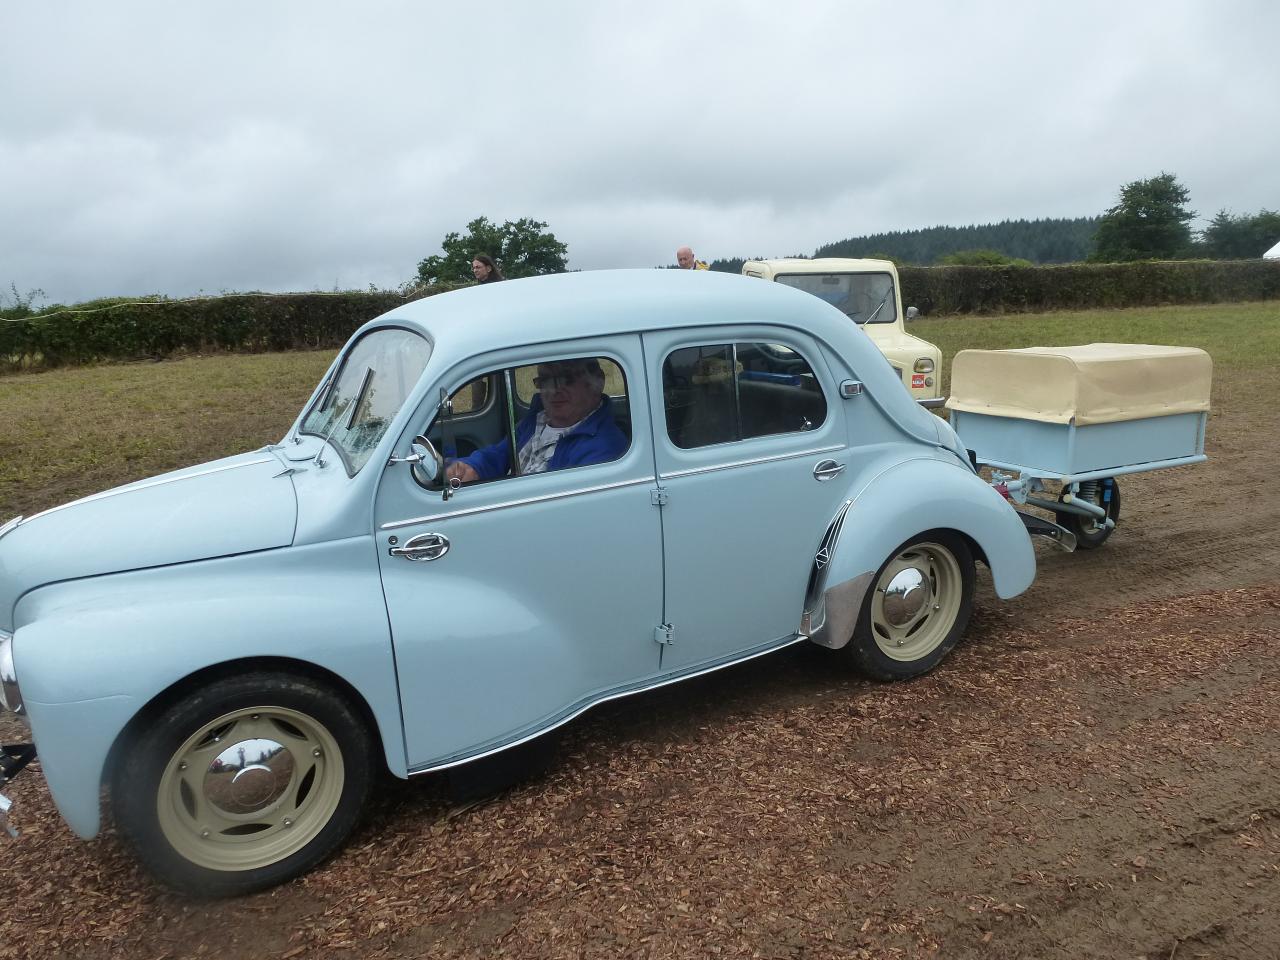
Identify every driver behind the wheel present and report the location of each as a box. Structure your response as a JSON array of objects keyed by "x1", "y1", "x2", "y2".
[{"x1": 445, "y1": 358, "x2": 627, "y2": 483}]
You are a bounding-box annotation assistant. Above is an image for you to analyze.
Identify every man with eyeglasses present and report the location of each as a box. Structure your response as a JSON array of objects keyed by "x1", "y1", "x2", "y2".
[{"x1": 445, "y1": 358, "x2": 627, "y2": 483}]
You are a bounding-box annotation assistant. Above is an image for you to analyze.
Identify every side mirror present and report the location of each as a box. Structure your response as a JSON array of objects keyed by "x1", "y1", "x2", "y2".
[
  {"x1": 409, "y1": 434, "x2": 445, "y2": 490},
  {"x1": 905, "y1": 306, "x2": 920, "y2": 321}
]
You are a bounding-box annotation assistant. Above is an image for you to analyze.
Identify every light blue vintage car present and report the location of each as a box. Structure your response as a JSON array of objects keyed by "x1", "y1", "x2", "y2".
[{"x1": 0, "y1": 269, "x2": 1035, "y2": 894}]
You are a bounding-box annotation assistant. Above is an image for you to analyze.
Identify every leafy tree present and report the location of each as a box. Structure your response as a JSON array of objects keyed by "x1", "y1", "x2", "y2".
[
  {"x1": 415, "y1": 217, "x2": 568, "y2": 285},
  {"x1": 937, "y1": 249, "x2": 1033, "y2": 267},
  {"x1": 1090, "y1": 173, "x2": 1195, "y2": 262},
  {"x1": 1200, "y1": 209, "x2": 1280, "y2": 259}
]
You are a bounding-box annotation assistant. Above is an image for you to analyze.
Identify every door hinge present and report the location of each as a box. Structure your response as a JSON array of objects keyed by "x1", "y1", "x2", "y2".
[
  {"x1": 654, "y1": 623, "x2": 674, "y2": 645},
  {"x1": 650, "y1": 487, "x2": 669, "y2": 506}
]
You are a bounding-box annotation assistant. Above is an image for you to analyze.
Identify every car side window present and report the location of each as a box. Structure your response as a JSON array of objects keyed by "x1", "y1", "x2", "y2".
[
  {"x1": 436, "y1": 355, "x2": 631, "y2": 486},
  {"x1": 449, "y1": 374, "x2": 491, "y2": 415},
  {"x1": 663, "y1": 342, "x2": 827, "y2": 449}
]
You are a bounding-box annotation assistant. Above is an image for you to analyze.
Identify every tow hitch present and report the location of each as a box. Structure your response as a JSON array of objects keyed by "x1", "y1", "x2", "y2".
[
  {"x1": 1015, "y1": 510, "x2": 1078, "y2": 552},
  {"x1": 0, "y1": 744, "x2": 36, "y2": 838}
]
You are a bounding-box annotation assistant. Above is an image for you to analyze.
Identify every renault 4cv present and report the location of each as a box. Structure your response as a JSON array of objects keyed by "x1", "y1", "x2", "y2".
[{"x1": 0, "y1": 269, "x2": 1034, "y2": 894}]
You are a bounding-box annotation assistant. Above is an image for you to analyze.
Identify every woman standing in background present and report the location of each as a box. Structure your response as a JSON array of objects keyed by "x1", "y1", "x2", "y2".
[{"x1": 472, "y1": 254, "x2": 504, "y2": 283}]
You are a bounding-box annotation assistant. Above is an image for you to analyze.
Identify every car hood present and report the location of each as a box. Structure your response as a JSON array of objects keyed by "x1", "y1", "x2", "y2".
[
  {"x1": 0, "y1": 450, "x2": 297, "y2": 631},
  {"x1": 861, "y1": 324, "x2": 939, "y2": 356}
]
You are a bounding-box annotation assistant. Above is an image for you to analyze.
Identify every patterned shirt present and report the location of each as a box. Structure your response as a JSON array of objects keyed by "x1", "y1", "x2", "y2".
[{"x1": 516, "y1": 403, "x2": 602, "y2": 474}]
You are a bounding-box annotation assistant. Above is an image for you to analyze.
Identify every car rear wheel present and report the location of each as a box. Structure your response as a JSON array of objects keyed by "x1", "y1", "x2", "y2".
[
  {"x1": 112, "y1": 671, "x2": 375, "y2": 897},
  {"x1": 848, "y1": 531, "x2": 975, "y2": 681}
]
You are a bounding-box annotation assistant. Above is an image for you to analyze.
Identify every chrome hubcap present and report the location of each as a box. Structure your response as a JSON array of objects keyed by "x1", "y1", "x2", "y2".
[
  {"x1": 870, "y1": 542, "x2": 962, "y2": 662},
  {"x1": 156, "y1": 706, "x2": 344, "y2": 872},
  {"x1": 204, "y1": 738, "x2": 293, "y2": 816},
  {"x1": 882, "y1": 567, "x2": 928, "y2": 626}
]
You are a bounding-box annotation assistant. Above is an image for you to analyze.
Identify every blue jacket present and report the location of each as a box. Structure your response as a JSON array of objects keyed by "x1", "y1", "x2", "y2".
[{"x1": 460, "y1": 395, "x2": 628, "y2": 480}]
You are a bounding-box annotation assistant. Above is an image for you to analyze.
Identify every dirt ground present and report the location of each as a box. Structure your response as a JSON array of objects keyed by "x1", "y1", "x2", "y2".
[{"x1": 0, "y1": 371, "x2": 1277, "y2": 959}]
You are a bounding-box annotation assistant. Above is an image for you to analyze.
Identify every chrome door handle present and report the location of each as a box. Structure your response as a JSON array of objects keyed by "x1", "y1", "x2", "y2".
[
  {"x1": 389, "y1": 532, "x2": 450, "y2": 561},
  {"x1": 813, "y1": 460, "x2": 846, "y2": 482}
]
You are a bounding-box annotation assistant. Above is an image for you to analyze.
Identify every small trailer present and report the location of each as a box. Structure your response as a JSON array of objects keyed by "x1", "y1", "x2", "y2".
[{"x1": 946, "y1": 343, "x2": 1212, "y2": 550}]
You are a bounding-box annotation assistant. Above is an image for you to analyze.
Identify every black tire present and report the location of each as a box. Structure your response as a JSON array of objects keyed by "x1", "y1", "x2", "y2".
[
  {"x1": 111, "y1": 671, "x2": 375, "y2": 897},
  {"x1": 848, "y1": 531, "x2": 976, "y2": 681},
  {"x1": 1055, "y1": 477, "x2": 1120, "y2": 550}
]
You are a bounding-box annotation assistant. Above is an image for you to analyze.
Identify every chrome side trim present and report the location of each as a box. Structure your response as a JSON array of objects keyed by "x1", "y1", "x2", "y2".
[
  {"x1": 807, "y1": 571, "x2": 874, "y2": 650},
  {"x1": 380, "y1": 476, "x2": 654, "y2": 531},
  {"x1": 660, "y1": 444, "x2": 844, "y2": 481},
  {"x1": 407, "y1": 633, "x2": 809, "y2": 775},
  {"x1": 21, "y1": 457, "x2": 278, "y2": 525},
  {"x1": 0, "y1": 517, "x2": 23, "y2": 543}
]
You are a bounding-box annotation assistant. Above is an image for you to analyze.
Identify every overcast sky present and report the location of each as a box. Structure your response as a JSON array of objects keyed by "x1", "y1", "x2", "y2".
[{"x1": 3, "y1": 1, "x2": 1277, "y2": 305}]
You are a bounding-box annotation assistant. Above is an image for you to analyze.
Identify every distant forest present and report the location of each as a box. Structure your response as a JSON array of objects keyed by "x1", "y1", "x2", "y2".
[{"x1": 709, "y1": 216, "x2": 1101, "y2": 272}]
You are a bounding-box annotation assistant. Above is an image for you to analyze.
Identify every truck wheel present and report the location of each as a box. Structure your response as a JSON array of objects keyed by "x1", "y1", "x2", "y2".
[
  {"x1": 1055, "y1": 477, "x2": 1120, "y2": 550},
  {"x1": 849, "y1": 532, "x2": 975, "y2": 681},
  {"x1": 112, "y1": 672, "x2": 375, "y2": 897}
]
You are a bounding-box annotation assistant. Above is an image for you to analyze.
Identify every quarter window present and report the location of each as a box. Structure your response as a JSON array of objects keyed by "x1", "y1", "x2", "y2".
[{"x1": 663, "y1": 342, "x2": 827, "y2": 449}]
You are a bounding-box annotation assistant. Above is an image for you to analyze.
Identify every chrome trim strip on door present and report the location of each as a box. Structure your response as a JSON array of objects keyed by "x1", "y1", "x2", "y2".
[
  {"x1": 406, "y1": 633, "x2": 810, "y2": 775},
  {"x1": 659, "y1": 444, "x2": 844, "y2": 481},
  {"x1": 379, "y1": 476, "x2": 654, "y2": 531}
]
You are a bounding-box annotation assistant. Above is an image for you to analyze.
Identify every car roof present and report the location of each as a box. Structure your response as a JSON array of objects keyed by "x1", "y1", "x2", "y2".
[
  {"x1": 358, "y1": 268, "x2": 941, "y2": 447},
  {"x1": 373, "y1": 268, "x2": 869, "y2": 361},
  {"x1": 743, "y1": 257, "x2": 897, "y2": 274}
]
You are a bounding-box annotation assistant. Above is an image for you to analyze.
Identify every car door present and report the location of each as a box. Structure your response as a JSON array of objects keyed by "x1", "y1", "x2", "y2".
[
  {"x1": 644, "y1": 328, "x2": 852, "y2": 672},
  {"x1": 373, "y1": 336, "x2": 665, "y2": 770}
]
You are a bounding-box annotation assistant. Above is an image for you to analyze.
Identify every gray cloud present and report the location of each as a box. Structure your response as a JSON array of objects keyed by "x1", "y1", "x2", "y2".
[{"x1": 2, "y1": 0, "x2": 1277, "y2": 304}]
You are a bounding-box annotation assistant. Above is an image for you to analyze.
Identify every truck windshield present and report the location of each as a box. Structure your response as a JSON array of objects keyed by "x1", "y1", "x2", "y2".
[
  {"x1": 300, "y1": 327, "x2": 432, "y2": 474},
  {"x1": 776, "y1": 272, "x2": 898, "y2": 324}
]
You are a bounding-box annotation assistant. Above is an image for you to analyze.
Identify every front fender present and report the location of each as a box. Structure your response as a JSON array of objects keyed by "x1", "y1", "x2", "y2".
[
  {"x1": 12, "y1": 537, "x2": 404, "y2": 839},
  {"x1": 805, "y1": 455, "x2": 1035, "y2": 649}
]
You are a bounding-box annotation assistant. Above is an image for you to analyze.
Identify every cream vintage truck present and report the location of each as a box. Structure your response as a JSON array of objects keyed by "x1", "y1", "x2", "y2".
[{"x1": 742, "y1": 258, "x2": 943, "y2": 406}]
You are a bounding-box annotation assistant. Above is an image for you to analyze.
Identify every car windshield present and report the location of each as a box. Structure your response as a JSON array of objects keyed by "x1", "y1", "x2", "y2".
[
  {"x1": 776, "y1": 272, "x2": 898, "y2": 324},
  {"x1": 300, "y1": 327, "x2": 432, "y2": 474}
]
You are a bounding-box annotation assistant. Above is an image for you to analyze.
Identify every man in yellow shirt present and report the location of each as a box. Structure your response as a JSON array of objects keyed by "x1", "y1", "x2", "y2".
[{"x1": 676, "y1": 246, "x2": 709, "y2": 270}]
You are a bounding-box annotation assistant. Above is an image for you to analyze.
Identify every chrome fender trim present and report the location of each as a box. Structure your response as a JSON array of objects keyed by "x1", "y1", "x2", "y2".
[{"x1": 804, "y1": 572, "x2": 874, "y2": 650}]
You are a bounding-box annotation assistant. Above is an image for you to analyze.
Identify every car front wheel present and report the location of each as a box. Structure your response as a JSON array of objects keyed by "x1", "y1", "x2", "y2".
[
  {"x1": 112, "y1": 671, "x2": 375, "y2": 897},
  {"x1": 848, "y1": 531, "x2": 975, "y2": 681}
]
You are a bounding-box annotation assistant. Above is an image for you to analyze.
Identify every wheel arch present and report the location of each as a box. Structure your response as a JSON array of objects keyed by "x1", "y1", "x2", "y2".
[
  {"x1": 803, "y1": 458, "x2": 1034, "y2": 650},
  {"x1": 104, "y1": 655, "x2": 391, "y2": 795}
]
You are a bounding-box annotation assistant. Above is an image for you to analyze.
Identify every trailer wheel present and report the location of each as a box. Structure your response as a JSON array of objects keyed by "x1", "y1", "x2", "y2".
[
  {"x1": 848, "y1": 531, "x2": 975, "y2": 681},
  {"x1": 1056, "y1": 477, "x2": 1121, "y2": 550}
]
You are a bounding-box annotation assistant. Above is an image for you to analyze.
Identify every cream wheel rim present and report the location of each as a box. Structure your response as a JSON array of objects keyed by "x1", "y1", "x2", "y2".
[
  {"x1": 154, "y1": 705, "x2": 344, "y2": 872},
  {"x1": 870, "y1": 542, "x2": 963, "y2": 662}
]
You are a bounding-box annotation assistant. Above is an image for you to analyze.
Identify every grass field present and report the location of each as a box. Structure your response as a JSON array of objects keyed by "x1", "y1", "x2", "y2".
[{"x1": 2, "y1": 300, "x2": 1278, "y2": 519}]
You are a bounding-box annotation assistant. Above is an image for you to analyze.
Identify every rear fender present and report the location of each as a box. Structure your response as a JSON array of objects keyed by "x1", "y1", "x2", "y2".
[{"x1": 804, "y1": 457, "x2": 1035, "y2": 649}]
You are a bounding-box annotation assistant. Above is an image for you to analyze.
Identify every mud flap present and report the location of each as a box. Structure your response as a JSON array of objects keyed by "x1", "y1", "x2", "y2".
[{"x1": 1015, "y1": 510, "x2": 1078, "y2": 553}]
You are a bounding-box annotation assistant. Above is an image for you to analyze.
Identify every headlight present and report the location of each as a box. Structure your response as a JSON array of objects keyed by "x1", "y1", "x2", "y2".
[
  {"x1": 0, "y1": 631, "x2": 24, "y2": 718},
  {"x1": 913, "y1": 358, "x2": 935, "y2": 374}
]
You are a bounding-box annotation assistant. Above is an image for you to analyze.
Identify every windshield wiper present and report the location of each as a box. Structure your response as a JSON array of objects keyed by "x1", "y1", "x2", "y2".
[
  {"x1": 863, "y1": 291, "x2": 892, "y2": 324},
  {"x1": 314, "y1": 367, "x2": 373, "y2": 468}
]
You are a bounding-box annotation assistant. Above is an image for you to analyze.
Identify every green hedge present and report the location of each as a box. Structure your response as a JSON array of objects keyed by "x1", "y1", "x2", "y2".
[
  {"x1": 898, "y1": 258, "x2": 1280, "y2": 315},
  {"x1": 5, "y1": 260, "x2": 1280, "y2": 372},
  {"x1": 0, "y1": 288, "x2": 454, "y2": 372}
]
